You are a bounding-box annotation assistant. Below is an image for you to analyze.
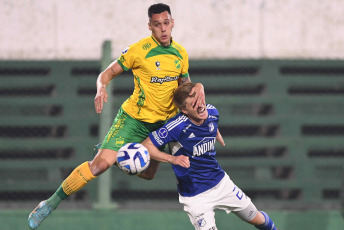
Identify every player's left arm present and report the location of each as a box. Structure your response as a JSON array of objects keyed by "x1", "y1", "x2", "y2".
[{"x1": 142, "y1": 137, "x2": 190, "y2": 168}]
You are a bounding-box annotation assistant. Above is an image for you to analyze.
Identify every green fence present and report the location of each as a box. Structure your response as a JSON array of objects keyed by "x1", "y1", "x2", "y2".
[
  {"x1": 190, "y1": 59, "x2": 344, "y2": 209},
  {"x1": 0, "y1": 42, "x2": 343, "y2": 212},
  {"x1": 107, "y1": 59, "x2": 344, "y2": 209},
  {"x1": 0, "y1": 59, "x2": 101, "y2": 202}
]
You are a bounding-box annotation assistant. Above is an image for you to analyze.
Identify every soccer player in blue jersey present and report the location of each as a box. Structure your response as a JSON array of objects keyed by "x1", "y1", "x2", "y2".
[{"x1": 142, "y1": 82, "x2": 279, "y2": 230}]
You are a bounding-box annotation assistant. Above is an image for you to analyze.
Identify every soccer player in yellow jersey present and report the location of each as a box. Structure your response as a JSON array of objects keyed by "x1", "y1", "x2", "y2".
[{"x1": 28, "y1": 3, "x2": 205, "y2": 229}]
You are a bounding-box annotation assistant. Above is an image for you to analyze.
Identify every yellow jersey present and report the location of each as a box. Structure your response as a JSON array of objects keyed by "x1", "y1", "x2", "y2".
[{"x1": 116, "y1": 36, "x2": 189, "y2": 123}]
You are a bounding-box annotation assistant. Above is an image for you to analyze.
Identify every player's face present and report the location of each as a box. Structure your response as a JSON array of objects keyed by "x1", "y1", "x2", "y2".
[
  {"x1": 148, "y1": 11, "x2": 174, "y2": 46},
  {"x1": 182, "y1": 97, "x2": 208, "y2": 125}
]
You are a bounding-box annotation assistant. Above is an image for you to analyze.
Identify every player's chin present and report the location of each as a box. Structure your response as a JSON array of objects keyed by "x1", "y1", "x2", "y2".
[
  {"x1": 198, "y1": 111, "x2": 208, "y2": 120},
  {"x1": 201, "y1": 115, "x2": 208, "y2": 120},
  {"x1": 196, "y1": 114, "x2": 207, "y2": 121},
  {"x1": 160, "y1": 36, "x2": 170, "y2": 45}
]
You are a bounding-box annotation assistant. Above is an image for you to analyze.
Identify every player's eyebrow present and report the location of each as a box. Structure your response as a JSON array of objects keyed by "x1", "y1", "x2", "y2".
[{"x1": 153, "y1": 19, "x2": 170, "y2": 23}]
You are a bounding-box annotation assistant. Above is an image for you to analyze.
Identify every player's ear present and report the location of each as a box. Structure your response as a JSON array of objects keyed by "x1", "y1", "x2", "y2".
[
  {"x1": 171, "y1": 18, "x2": 174, "y2": 29},
  {"x1": 148, "y1": 22, "x2": 152, "y2": 31},
  {"x1": 181, "y1": 108, "x2": 188, "y2": 115}
]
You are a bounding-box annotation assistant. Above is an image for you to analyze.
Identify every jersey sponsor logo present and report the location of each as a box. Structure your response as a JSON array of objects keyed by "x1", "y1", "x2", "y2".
[
  {"x1": 122, "y1": 47, "x2": 129, "y2": 54},
  {"x1": 152, "y1": 131, "x2": 164, "y2": 145},
  {"x1": 158, "y1": 128, "x2": 168, "y2": 138},
  {"x1": 209, "y1": 115, "x2": 217, "y2": 119},
  {"x1": 193, "y1": 137, "x2": 216, "y2": 157},
  {"x1": 142, "y1": 42, "x2": 151, "y2": 50},
  {"x1": 150, "y1": 76, "x2": 178, "y2": 84}
]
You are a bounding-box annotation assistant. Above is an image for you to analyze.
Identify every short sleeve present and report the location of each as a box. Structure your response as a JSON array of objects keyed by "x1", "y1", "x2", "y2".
[
  {"x1": 180, "y1": 52, "x2": 189, "y2": 78},
  {"x1": 116, "y1": 46, "x2": 137, "y2": 71}
]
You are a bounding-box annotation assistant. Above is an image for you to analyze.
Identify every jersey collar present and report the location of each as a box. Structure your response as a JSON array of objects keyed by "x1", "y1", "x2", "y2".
[{"x1": 151, "y1": 36, "x2": 173, "y2": 47}]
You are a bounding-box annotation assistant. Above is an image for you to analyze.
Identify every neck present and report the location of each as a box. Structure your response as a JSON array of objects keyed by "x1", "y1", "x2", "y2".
[
  {"x1": 189, "y1": 117, "x2": 205, "y2": 125},
  {"x1": 152, "y1": 35, "x2": 171, "y2": 47}
]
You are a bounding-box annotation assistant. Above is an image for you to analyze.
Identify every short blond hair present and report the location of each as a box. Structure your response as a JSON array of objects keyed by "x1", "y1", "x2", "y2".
[{"x1": 173, "y1": 82, "x2": 196, "y2": 110}]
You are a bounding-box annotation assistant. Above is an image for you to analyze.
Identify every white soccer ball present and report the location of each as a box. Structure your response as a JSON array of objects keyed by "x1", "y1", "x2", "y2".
[{"x1": 116, "y1": 142, "x2": 150, "y2": 175}]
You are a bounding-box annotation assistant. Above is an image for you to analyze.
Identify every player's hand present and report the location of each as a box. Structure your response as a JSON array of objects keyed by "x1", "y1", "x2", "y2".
[
  {"x1": 94, "y1": 86, "x2": 108, "y2": 114},
  {"x1": 170, "y1": 155, "x2": 190, "y2": 168},
  {"x1": 190, "y1": 83, "x2": 205, "y2": 108}
]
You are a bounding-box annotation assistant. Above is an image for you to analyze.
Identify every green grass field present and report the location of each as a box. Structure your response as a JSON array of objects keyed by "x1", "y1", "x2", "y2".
[{"x1": 1, "y1": 209, "x2": 343, "y2": 230}]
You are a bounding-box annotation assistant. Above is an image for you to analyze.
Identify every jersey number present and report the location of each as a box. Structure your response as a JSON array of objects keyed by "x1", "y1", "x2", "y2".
[{"x1": 233, "y1": 186, "x2": 244, "y2": 200}]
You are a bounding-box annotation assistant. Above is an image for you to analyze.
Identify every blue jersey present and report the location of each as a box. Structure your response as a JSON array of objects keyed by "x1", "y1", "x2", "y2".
[{"x1": 148, "y1": 104, "x2": 225, "y2": 197}]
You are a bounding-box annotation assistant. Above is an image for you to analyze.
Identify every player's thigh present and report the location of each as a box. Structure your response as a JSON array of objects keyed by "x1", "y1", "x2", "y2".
[
  {"x1": 180, "y1": 195, "x2": 217, "y2": 230},
  {"x1": 100, "y1": 107, "x2": 157, "y2": 151},
  {"x1": 185, "y1": 209, "x2": 217, "y2": 230},
  {"x1": 214, "y1": 174, "x2": 252, "y2": 213}
]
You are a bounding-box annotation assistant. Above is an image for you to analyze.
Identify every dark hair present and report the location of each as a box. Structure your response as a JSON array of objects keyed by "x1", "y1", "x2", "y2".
[
  {"x1": 173, "y1": 82, "x2": 196, "y2": 110},
  {"x1": 148, "y1": 3, "x2": 171, "y2": 19}
]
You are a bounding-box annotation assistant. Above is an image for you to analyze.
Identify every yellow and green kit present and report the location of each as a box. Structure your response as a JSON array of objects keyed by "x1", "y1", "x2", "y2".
[{"x1": 102, "y1": 36, "x2": 189, "y2": 151}]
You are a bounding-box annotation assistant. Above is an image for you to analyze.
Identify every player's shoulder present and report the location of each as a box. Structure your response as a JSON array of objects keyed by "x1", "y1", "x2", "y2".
[
  {"x1": 206, "y1": 104, "x2": 219, "y2": 116},
  {"x1": 171, "y1": 40, "x2": 188, "y2": 55},
  {"x1": 123, "y1": 36, "x2": 154, "y2": 54},
  {"x1": 171, "y1": 40, "x2": 187, "y2": 51},
  {"x1": 165, "y1": 113, "x2": 189, "y2": 132},
  {"x1": 134, "y1": 36, "x2": 154, "y2": 47}
]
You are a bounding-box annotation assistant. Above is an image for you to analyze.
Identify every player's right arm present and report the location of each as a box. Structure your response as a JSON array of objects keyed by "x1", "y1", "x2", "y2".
[
  {"x1": 142, "y1": 137, "x2": 190, "y2": 168},
  {"x1": 94, "y1": 60, "x2": 124, "y2": 113}
]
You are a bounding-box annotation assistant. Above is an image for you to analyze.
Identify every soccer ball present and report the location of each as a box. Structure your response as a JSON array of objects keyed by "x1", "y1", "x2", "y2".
[{"x1": 116, "y1": 142, "x2": 150, "y2": 175}]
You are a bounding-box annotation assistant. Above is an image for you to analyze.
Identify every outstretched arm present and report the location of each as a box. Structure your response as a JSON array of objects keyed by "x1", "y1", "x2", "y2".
[
  {"x1": 138, "y1": 137, "x2": 190, "y2": 180},
  {"x1": 142, "y1": 137, "x2": 190, "y2": 168},
  {"x1": 94, "y1": 60, "x2": 124, "y2": 114}
]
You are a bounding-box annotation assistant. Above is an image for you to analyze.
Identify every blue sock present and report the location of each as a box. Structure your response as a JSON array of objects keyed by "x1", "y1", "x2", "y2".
[{"x1": 255, "y1": 211, "x2": 277, "y2": 230}]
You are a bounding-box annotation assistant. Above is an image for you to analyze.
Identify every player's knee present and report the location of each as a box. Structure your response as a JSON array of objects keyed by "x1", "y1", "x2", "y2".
[
  {"x1": 89, "y1": 160, "x2": 111, "y2": 176},
  {"x1": 137, "y1": 160, "x2": 160, "y2": 180},
  {"x1": 249, "y1": 211, "x2": 265, "y2": 225},
  {"x1": 137, "y1": 171, "x2": 155, "y2": 180}
]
